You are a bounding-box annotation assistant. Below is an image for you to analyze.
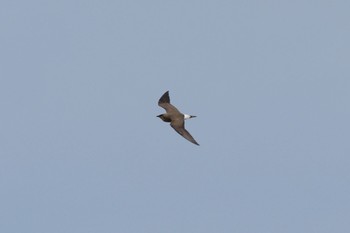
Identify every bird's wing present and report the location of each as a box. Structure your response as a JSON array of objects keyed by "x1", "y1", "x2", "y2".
[
  {"x1": 171, "y1": 118, "x2": 199, "y2": 146},
  {"x1": 158, "y1": 91, "x2": 181, "y2": 113}
]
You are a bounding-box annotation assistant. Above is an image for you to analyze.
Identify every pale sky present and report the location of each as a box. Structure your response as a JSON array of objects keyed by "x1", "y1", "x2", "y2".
[{"x1": 1, "y1": 1, "x2": 350, "y2": 233}]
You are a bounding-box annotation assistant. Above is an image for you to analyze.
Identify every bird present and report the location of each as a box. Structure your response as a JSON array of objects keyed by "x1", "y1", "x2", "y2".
[{"x1": 157, "y1": 91, "x2": 199, "y2": 146}]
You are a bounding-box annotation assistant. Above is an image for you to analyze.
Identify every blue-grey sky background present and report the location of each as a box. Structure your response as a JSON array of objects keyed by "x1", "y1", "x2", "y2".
[{"x1": 1, "y1": 1, "x2": 349, "y2": 232}]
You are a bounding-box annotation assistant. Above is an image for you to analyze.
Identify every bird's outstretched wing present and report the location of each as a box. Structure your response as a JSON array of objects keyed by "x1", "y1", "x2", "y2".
[
  {"x1": 171, "y1": 118, "x2": 199, "y2": 146},
  {"x1": 158, "y1": 91, "x2": 181, "y2": 113}
]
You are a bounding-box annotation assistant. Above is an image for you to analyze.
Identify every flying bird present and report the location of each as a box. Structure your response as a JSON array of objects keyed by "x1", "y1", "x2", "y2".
[{"x1": 157, "y1": 91, "x2": 199, "y2": 146}]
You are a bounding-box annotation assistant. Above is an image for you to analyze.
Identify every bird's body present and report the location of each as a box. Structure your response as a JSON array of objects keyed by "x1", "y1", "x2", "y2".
[{"x1": 157, "y1": 91, "x2": 199, "y2": 146}]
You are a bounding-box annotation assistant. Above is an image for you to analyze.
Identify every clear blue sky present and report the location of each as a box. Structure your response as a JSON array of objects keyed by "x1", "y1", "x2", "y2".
[{"x1": 1, "y1": 1, "x2": 349, "y2": 232}]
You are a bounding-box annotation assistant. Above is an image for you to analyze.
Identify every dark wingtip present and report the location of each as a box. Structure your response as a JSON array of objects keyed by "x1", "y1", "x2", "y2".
[
  {"x1": 190, "y1": 139, "x2": 200, "y2": 146},
  {"x1": 158, "y1": 91, "x2": 170, "y2": 104}
]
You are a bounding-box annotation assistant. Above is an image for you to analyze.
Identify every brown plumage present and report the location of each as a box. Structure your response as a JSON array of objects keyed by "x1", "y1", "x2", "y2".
[{"x1": 157, "y1": 91, "x2": 199, "y2": 146}]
